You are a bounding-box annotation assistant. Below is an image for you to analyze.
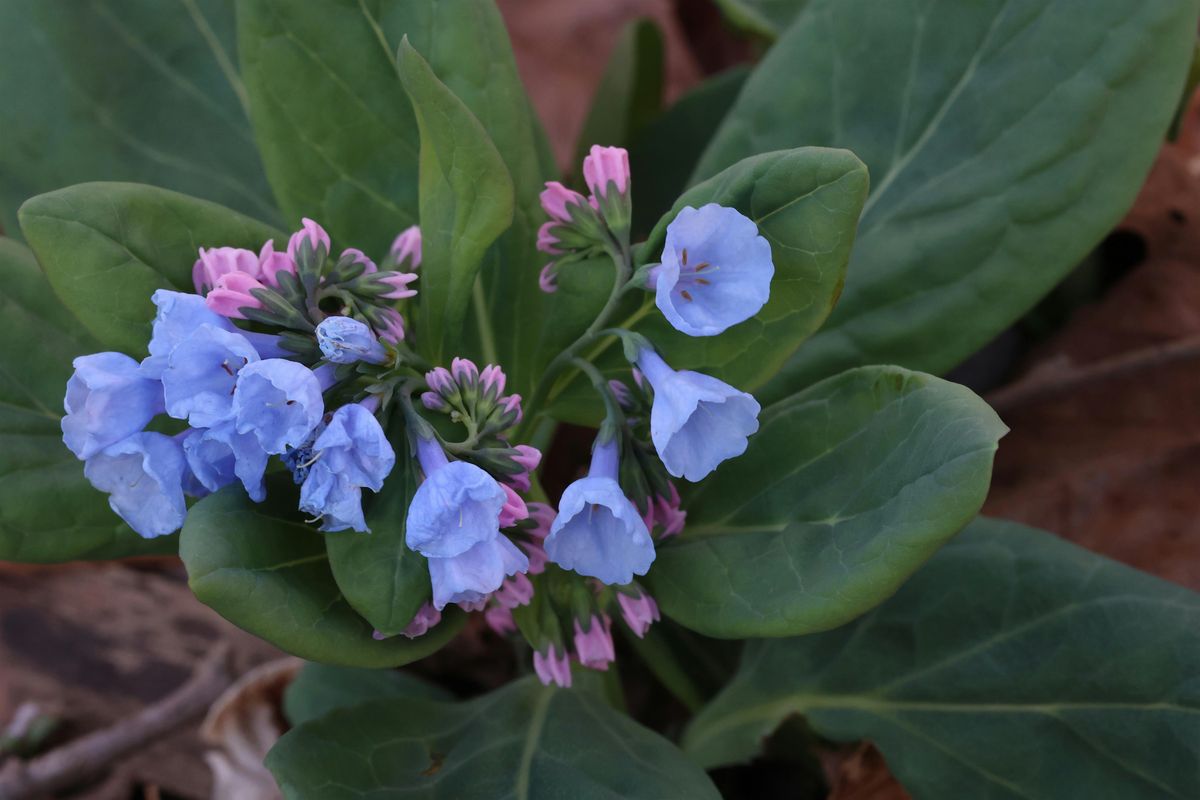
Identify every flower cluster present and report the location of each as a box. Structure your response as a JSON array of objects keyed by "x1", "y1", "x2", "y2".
[{"x1": 60, "y1": 142, "x2": 775, "y2": 691}]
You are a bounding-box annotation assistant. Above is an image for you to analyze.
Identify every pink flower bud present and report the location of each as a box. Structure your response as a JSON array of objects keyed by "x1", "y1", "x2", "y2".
[
  {"x1": 450, "y1": 357, "x2": 479, "y2": 388},
  {"x1": 378, "y1": 270, "x2": 418, "y2": 299},
  {"x1": 527, "y1": 502, "x2": 555, "y2": 539},
  {"x1": 583, "y1": 145, "x2": 630, "y2": 199},
  {"x1": 193, "y1": 246, "x2": 260, "y2": 294},
  {"x1": 540, "y1": 181, "x2": 588, "y2": 223},
  {"x1": 655, "y1": 483, "x2": 686, "y2": 538},
  {"x1": 258, "y1": 240, "x2": 297, "y2": 287},
  {"x1": 458, "y1": 597, "x2": 488, "y2": 613},
  {"x1": 339, "y1": 247, "x2": 377, "y2": 274},
  {"x1": 522, "y1": 538, "x2": 548, "y2": 575},
  {"x1": 573, "y1": 614, "x2": 615, "y2": 670},
  {"x1": 498, "y1": 483, "x2": 529, "y2": 528},
  {"x1": 618, "y1": 591, "x2": 660, "y2": 638},
  {"x1": 426, "y1": 367, "x2": 455, "y2": 395},
  {"x1": 479, "y1": 364, "x2": 507, "y2": 399},
  {"x1": 533, "y1": 644, "x2": 572, "y2": 688},
  {"x1": 400, "y1": 603, "x2": 442, "y2": 638},
  {"x1": 498, "y1": 394, "x2": 523, "y2": 425},
  {"x1": 421, "y1": 391, "x2": 447, "y2": 411},
  {"x1": 287, "y1": 217, "x2": 330, "y2": 260},
  {"x1": 485, "y1": 605, "x2": 516, "y2": 636},
  {"x1": 608, "y1": 380, "x2": 632, "y2": 409},
  {"x1": 537, "y1": 221, "x2": 563, "y2": 255},
  {"x1": 495, "y1": 572, "x2": 534, "y2": 609},
  {"x1": 538, "y1": 263, "x2": 558, "y2": 294},
  {"x1": 390, "y1": 225, "x2": 422, "y2": 269},
  {"x1": 376, "y1": 308, "x2": 406, "y2": 345},
  {"x1": 205, "y1": 271, "x2": 267, "y2": 319}
]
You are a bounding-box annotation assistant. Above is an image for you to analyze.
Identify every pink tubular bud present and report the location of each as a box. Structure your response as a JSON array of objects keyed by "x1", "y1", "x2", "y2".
[
  {"x1": 205, "y1": 271, "x2": 267, "y2": 319},
  {"x1": 608, "y1": 380, "x2": 633, "y2": 409},
  {"x1": 498, "y1": 484, "x2": 529, "y2": 529},
  {"x1": 573, "y1": 614, "x2": 615, "y2": 671},
  {"x1": 540, "y1": 181, "x2": 589, "y2": 223},
  {"x1": 193, "y1": 246, "x2": 260, "y2": 294},
  {"x1": 378, "y1": 270, "x2": 418, "y2": 299},
  {"x1": 376, "y1": 308, "x2": 406, "y2": 345},
  {"x1": 400, "y1": 603, "x2": 442, "y2": 638},
  {"x1": 512, "y1": 444, "x2": 541, "y2": 473},
  {"x1": 498, "y1": 394, "x2": 523, "y2": 425},
  {"x1": 425, "y1": 367, "x2": 455, "y2": 395},
  {"x1": 656, "y1": 483, "x2": 686, "y2": 538},
  {"x1": 339, "y1": 247, "x2": 377, "y2": 275},
  {"x1": 450, "y1": 357, "x2": 479, "y2": 389},
  {"x1": 421, "y1": 391, "x2": 448, "y2": 411},
  {"x1": 583, "y1": 145, "x2": 630, "y2": 199},
  {"x1": 495, "y1": 572, "x2": 534, "y2": 609},
  {"x1": 618, "y1": 591, "x2": 660, "y2": 638},
  {"x1": 533, "y1": 644, "x2": 572, "y2": 688},
  {"x1": 537, "y1": 221, "x2": 563, "y2": 255},
  {"x1": 479, "y1": 364, "x2": 507, "y2": 399},
  {"x1": 485, "y1": 605, "x2": 516, "y2": 636},
  {"x1": 287, "y1": 217, "x2": 331, "y2": 260},
  {"x1": 258, "y1": 240, "x2": 297, "y2": 287},
  {"x1": 538, "y1": 263, "x2": 558, "y2": 294},
  {"x1": 527, "y1": 502, "x2": 555, "y2": 539},
  {"x1": 522, "y1": 538, "x2": 548, "y2": 575},
  {"x1": 390, "y1": 225, "x2": 422, "y2": 269}
]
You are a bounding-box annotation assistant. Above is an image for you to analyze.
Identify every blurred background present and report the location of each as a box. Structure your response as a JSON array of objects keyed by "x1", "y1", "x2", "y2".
[{"x1": 2, "y1": 1, "x2": 1199, "y2": 797}]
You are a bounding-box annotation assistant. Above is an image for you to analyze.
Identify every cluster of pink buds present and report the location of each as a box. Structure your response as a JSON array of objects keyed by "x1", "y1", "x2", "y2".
[{"x1": 422, "y1": 358, "x2": 523, "y2": 435}]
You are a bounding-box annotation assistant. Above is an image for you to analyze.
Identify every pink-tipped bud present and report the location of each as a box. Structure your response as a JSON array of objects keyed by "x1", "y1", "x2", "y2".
[
  {"x1": 479, "y1": 364, "x2": 507, "y2": 399},
  {"x1": 521, "y1": 537, "x2": 548, "y2": 575},
  {"x1": 618, "y1": 591, "x2": 660, "y2": 638},
  {"x1": 656, "y1": 483, "x2": 686, "y2": 538},
  {"x1": 400, "y1": 603, "x2": 442, "y2": 639},
  {"x1": 287, "y1": 217, "x2": 331, "y2": 260},
  {"x1": 205, "y1": 271, "x2": 266, "y2": 319},
  {"x1": 573, "y1": 614, "x2": 615, "y2": 671},
  {"x1": 458, "y1": 597, "x2": 488, "y2": 613},
  {"x1": 450, "y1": 357, "x2": 479, "y2": 389},
  {"x1": 390, "y1": 225, "x2": 422, "y2": 270},
  {"x1": 339, "y1": 247, "x2": 377, "y2": 275},
  {"x1": 527, "y1": 502, "x2": 555, "y2": 539},
  {"x1": 485, "y1": 605, "x2": 516, "y2": 636},
  {"x1": 426, "y1": 367, "x2": 455, "y2": 395},
  {"x1": 258, "y1": 240, "x2": 297, "y2": 287},
  {"x1": 498, "y1": 394, "x2": 523, "y2": 425},
  {"x1": 533, "y1": 644, "x2": 572, "y2": 688},
  {"x1": 378, "y1": 271, "x2": 418, "y2": 300},
  {"x1": 583, "y1": 145, "x2": 630, "y2": 199},
  {"x1": 538, "y1": 263, "x2": 558, "y2": 294},
  {"x1": 193, "y1": 246, "x2": 260, "y2": 294},
  {"x1": 631, "y1": 367, "x2": 646, "y2": 390},
  {"x1": 537, "y1": 221, "x2": 563, "y2": 255},
  {"x1": 609, "y1": 380, "x2": 633, "y2": 410},
  {"x1": 498, "y1": 483, "x2": 529, "y2": 529},
  {"x1": 421, "y1": 391, "x2": 448, "y2": 411},
  {"x1": 495, "y1": 572, "x2": 534, "y2": 609},
  {"x1": 376, "y1": 308, "x2": 406, "y2": 345},
  {"x1": 540, "y1": 181, "x2": 588, "y2": 223}
]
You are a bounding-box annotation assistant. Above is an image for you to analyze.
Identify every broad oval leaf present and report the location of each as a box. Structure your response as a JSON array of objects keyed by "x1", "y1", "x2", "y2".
[
  {"x1": 0, "y1": 0, "x2": 280, "y2": 237},
  {"x1": 18, "y1": 182, "x2": 281, "y2": 354},
  {"x1": 267, "y1": 677, "x2": 722, "y2": 799},
  {"x1": 646, "y1": 366, "x2": 1006, "y2": 638},
  {"x1": 0, "y1": 238, "x2": 175, "y2": 562},
  {"x1": 398, "y1": 38, "x2": 514, "y2": 365},
  {"x1": 284, "y1": 663, "x2": 451, "y2": 726},
  {"x1": 180, "y1": 476, "x2": 462, "y2": 667},
  {"x1": 325, "y1": 415, "x2": 431, "y2": 637},
  {"x1": 684, "y1": 518, "x2": 1200, "y2": 799},
  {"x1": 695, "y1": 0, "x2": 1200, "y2": 402}
]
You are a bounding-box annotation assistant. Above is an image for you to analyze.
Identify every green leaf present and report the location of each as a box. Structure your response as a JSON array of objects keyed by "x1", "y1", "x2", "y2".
[
  {"x1": 18, "y1": 183, "x2": 281, "y2": 355},
  {"x1": 0, "y1": 238, "x2": 175, "y2": 562},
  {"x1": 0, "y1": 0, "x2": 281, "y2": 237},
  {"x1": 694, "y1": 0, "x2": 1200, "y2": 402},
  {"x1": 548, "y1": 147, "x2": 868, "y2": 425},
  {"x1": 325, "y1": 415, "x2": 431, "y2": 637},
  {"x1": 646, "y1": 366, "x2": 1006, "y2": 638},
  {"x1": 684, "y1": 518, "x2": 1200, "y2": 800},
  {"x1": 713, "y1": 0, "x2": 809, "y2": 39},
  {"x1": 398, "y1": 38, "x2": 514, "y2": 365},
  {"x1": 284, "y1": 662, "x2": 451, "y2": 726},
  {"x1": 266, "y1": 677, "x2": 722, "y2": 799},
  {"x1": 628, "y1": 66, "x2": 750, "y2": 237},
  {"x1": 573, "y1": 19, "x2": 665, "y2": 165},
  {"x1": 180, "y1": 476, "x2": 463, "y2": 667}
]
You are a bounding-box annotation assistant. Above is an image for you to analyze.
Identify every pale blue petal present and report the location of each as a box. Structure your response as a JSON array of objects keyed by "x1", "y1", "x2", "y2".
[
  {"x1": 428, "y1": 535, "x2": 528, "y2": 610},
  {"x1": 162, "y1": 324, "x2": 260, "y2": 428},
  {"x1": 62, "y1": 352, "x2": 164, "y2": 460},
  {"x1": 142, "y1": 290, "x2": 233, "y2": 379},
  {"x1": 545, "y1": 476, "x2": 655, "y2": 585},
  {"x1": 232, "y1": 359, "x2": 323, "y2": 454},
  {"x1": 405, "y1": 461, "x2": 505, "y2": 558},
  {"x1": 83, "y1": 432, "x2": 187, "y2": 538}
]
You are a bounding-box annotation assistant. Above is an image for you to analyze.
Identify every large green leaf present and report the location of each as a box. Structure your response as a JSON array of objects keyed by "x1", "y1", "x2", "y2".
[
  {"x1": 684, "y1": 518, "x2": 1200, "y2": 799},
  {"x1": 238, "y1": 0, "x2": 551, "y2": 390},
  {"x1": 695, "y1": 0, "x2": 1200, "y2": 402},
  {"x1": 0, "y1": 0, "x2": 280, "y2": 237},
  {"x1": 266, "y1": 677, "x2": 722, "y2": 799},
  {"x1": 18, "y1": 183, "x2": 281, "y2": 355},
  {"x1": 714, "y1": 0, "x2": 809, "y2": 38},
  {"x1": 284, "y1": 663, "x2": 451, "y2": 726},
  {"x1": 548, "y1": 147, "x2": 868, "y2": 425},
  {"x1": 0, "y1": 238, "x2": 175, "y2": 562},
  {"x1": 646, "y1": 366, "x2": 1006, "y2": 638},
  {"x1": 180, "y1": 476, "x2": 463, "y2": 667},
  {"x1": 325, "y1": 416, "x2": 431, "y2": 637},
  {"x1": 398, "y1": 39, "x2": 514, "y2": 364}
]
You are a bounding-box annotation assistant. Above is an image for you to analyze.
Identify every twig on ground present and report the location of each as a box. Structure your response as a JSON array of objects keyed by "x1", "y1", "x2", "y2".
[{"x1": 0, "y1": 644, "x2": 233, "y2": 800}]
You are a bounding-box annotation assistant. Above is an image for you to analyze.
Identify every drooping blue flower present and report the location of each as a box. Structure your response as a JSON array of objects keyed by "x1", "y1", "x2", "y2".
[
  {"x1": 83, "y1": 432, "x2": 187, "y2": 538},
  {"x1": 142, "y1": 290, "x2": 234, "y2": 379},
  {"x1": 316, "y1": 316, "x2": 388, "y2": 365},
  {"x1": 651, "y1": 203, "x2": 773, "y2": 337},
  {"x1": 232, "y1": 359, "x2": 324, "y2": 454},
  {"x1": 161, "y1": 324, "x2": 260, "y2": 427},
  {"x1": 405, "y1": 437, "x2": 506, "y2": 558},
  {"x1": 636, "y1": 348, "x2": 760, "y2": 482},
  {"x1": 62, "y1": 352, "x2": 165, "y2": 460},
  {"x1": 298, "y1": 403, "x2": 396, "y2": 532},
  {"x1": 427, "y1": 535, "x2": 529, "y2": 610},
  {"x1": 544, "y1": 438, "x2": 654, "y2": 585},
  {"x1": 182, "y1": 422, "x2": 269, "y2": 502}
]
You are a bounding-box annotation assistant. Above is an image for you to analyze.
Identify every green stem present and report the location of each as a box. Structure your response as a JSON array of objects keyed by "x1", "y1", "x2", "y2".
[{"x1": 471, "y1": 275, "x2": 498, "y2": 365}]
